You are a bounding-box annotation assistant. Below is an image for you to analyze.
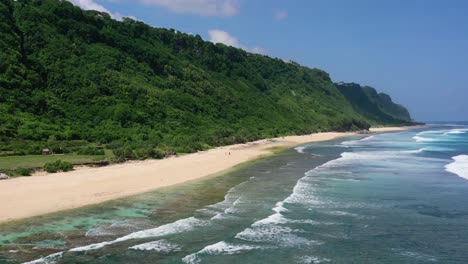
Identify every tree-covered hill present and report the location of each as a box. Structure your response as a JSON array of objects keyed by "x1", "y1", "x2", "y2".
[
  {"x1": 0, "y1": 0, "x2": 415, "y2": 161},
  {"x1": 336, "y1": 83, "x2": 412, "y2": 125}
]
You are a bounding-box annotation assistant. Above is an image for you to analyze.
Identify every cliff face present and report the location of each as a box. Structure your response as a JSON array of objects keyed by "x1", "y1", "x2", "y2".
[
  {"x1": 0, "y1": 0, "x2": 414, "y2": 154},
  {"x1": 336, "y1": 83, "x2": 413, "y2": 125}
]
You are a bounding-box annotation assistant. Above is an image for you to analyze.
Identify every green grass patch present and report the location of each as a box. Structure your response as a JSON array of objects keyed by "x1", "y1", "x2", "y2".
[{"x1": 0, "y1": 154, "x2": 108, "y2": 170}]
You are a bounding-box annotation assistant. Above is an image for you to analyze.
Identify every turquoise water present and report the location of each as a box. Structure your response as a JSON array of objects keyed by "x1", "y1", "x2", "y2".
[{"x1": 1, "y1": 123, "x2": 468, "y2": 263}]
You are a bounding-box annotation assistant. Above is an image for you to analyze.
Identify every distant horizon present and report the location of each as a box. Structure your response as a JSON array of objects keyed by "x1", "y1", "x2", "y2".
[{"x1": 424, "y1": 120, "x2": 468, "y2": 123}]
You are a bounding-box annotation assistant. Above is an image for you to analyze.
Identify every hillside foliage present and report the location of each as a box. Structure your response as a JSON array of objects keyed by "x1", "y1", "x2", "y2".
[{"x1": 0, "y1": 0, "x2": 414, "y2": 158}]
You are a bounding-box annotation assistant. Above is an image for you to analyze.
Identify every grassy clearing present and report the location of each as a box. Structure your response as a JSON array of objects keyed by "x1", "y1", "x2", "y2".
[{"x1": 0, "y1": 154, "x2": 109, "y2": 170}]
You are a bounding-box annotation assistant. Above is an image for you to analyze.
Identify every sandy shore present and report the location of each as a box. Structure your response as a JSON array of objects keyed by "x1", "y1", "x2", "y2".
[{"x1": 0, "y1": 126, "x2": 419, "y2": 223}]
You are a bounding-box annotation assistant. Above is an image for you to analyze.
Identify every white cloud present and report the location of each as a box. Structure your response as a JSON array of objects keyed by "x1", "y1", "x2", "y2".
[
  {"x1": 69, "y1": 0, "x2": 238, "y2": 18},
  {"x1": 208, "y1": 29, "x2": 240, "y2": 47},
  {"x1": 274, "y1": 9, "x2": 288, "y2": 21},
  {"x1": 208, "y1": 29, "x2": 266, "y2": 55},
  {"x1": 67, "y1": 0, "x2": 132, "y2": 20},
  {"x1": 68, "y1": 0, "x2": 110, "y2": 13},
  {"x1": 140, "y1": 0, "x2": 239, "y2": 17},
  {"x1": 250, "y1": 46, "x2": 267, "y2": 55}
]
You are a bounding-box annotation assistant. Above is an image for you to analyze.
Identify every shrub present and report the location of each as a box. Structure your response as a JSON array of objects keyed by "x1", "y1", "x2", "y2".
[
  {"x1": 44, "y1": 160, "x2": 74, "y2": 173},
  {"x1": 134, "y1": 147, "x2": 155, "y2": 160},
  {"x1": 44, "y1": 161, "x2": 60, "y2": 173},
  {"x1": 16, "y1": 167, "x2": 33, "y2": 176},
  {"x1": 153, "y1": 148, "x2": 166, "y2": 159},
  {"x1": 112, "y1": 146, "x2": 135, "y2": 163},
  {"x1": 60, "y1": 161, "x2": 74, "y2": 172},
  {"x1": 77, "y1": 147, "x2": 105, "y2": 155},
  {"x1": 119, "y1": 146, "x2": 168, "y2": 161}
]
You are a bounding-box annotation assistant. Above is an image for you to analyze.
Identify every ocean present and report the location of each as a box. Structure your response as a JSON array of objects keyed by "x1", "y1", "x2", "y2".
[{"x1": 1, "y1": 123, "x2": 468, "y2": 264}]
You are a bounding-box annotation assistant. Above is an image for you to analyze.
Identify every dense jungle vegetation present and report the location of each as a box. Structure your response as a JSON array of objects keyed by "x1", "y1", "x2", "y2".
[{"x1": 0, "y1": 0, "x2": 414, "y2": 174}]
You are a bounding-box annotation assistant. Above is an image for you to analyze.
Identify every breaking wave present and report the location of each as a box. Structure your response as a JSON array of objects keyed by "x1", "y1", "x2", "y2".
[
  {"x1": 128, "y1": 239, "x2": 180, "y2": 252},
  {"x1": 182, "y1": 241, "x2": 271, "y2": 263},
  {"x1": 445, "y1": 155, "x2": 468, "y2": 180}
]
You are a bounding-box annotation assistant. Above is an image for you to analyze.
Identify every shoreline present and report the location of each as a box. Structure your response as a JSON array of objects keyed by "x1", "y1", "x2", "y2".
[{"x1": 0, "y1": 126, "x2": 422, "y2": 224}]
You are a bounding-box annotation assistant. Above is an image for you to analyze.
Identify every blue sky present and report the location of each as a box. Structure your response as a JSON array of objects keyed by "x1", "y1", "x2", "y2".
[{"x1": 69, "y1": 0, "x2": 468, "y2": 121}]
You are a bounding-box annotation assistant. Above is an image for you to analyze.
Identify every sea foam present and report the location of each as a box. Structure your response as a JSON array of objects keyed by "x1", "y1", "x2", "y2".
[
  {"x1": 23, "y1": 252, "x2": 64, "y2": 264},
  {"x1": 341, "y1": 135, "x2": 375, "y2": 146},
  {"x1": 297, "y1": 255, "x2": 332, "y2": 264},
  {"x1": 421, "y1": 146, "x2": 454, "y2": 152},
  {"x1": 413, "y1": 136, "x2": 437, "y2": 142},
  {"x1": 129, "y1": 239, "x2": 180, "y2": 252},
  {"x1": 295, "y1": 146, "x2": 307, "y2": 154},
  {"x1": 182, "y1": 241, "x2": 270, "y2": 264},
  {"x1": 235, "y1": 225, "x2": 321, "y2": 247},
  {"x1": 202, "y1": 180, "x2": 247, "y2": 220},
  {"x1": 413, "y1": 127, "x2": 468, "y2": 142},
  {"x1": 442, "y1": 127, "x2": 468, "y2": 135},
  {"x1": 70, "y1": 217, "x2": 206, "y2": 252},
  {"x1": 445, "y1": 155, "x2": 468, "y2": 180}
]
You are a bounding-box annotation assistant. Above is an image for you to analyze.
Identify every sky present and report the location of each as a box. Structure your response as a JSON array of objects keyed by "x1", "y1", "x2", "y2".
[{"x1": 68, "y1": 0, "x2": 468, "y2": 122}]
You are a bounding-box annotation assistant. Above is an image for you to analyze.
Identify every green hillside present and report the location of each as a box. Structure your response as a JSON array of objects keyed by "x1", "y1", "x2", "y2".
[
  {"x1": 336, "y1": 83, "x2": 412, "y2": 125},
  {"x1": 0, "y1": 0, "x2": 415, "y2": 168}
]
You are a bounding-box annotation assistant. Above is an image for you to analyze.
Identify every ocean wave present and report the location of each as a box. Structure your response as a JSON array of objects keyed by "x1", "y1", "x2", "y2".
[
  {"x1": 445, "y1": 128, "x2": 468, "y2": 135},
  {"x1": 273, "y1": 201, "x2": 289, "y2": 213},
  {"x1": 359, "y1": 135, "x2": 375, "y2": 141},
  {"x1": 322, "y1": 210, "x2": 360, "y2": 217},
  {"x1": 182, "y1": 241, "x2": 271, "y2": 264},
  {"x1": 85, "y1": 220, "x2": 141, "y2": 237},
  {"x1": 207, "y1": 183, "x2": 245, "y2": 211},
  {"x1": 339, "y1": 152, "x2": 392, "y2": 161},
  {"x1": 404, "y1": 149, "x2": 424, "y2": 154},
  {"x1": 195, "y1": 208, "x2": 220, "y2": 218},
  {"x1": 296, "y1": 144, "x2": 336, "y2": 154},
  {"x1": 235, "y1": 225, "x2": 295, "y2": 242},
  {"x1": 200, "y1": 180, "x2": 248, "y2": 219},
  {"x1": 253, "y1": 212, "x2": 320, "y2": 226},
  {"x1": 283, "y1": 179, "x2": 324, "y2": 206},
  {"x1": 421, "y1": 146, "x2": 454, "y2": 152},
  {"x1": 228, "y1": 144, "x2": 447, "y2": 255},
  {"x1": 35, "y1": 179, "x2": 251, "y2": 262},
  {"x1": 235, "y1": 194, "x2": 325, "y2": 245},
  {"x1": 23, "y1": 252, "x2": 64, "y2": 264},
  {"x1": 345, "y1": 149, "x2": 424, "y2": 156},
  {"x1": 341, "y1": 135, "x2": 375, "y2": 146},
  {"x1": 235, "y1": 225, "x2": 321, "y2": 247},
  {"x1": 129, "y1": 239, "x2": 180, "y2": 252},
  {"x1": 84, "y1": 227, "x2": 113, "y2": 238},
  {"x1": 413, "y1": 136, "x2": 437, "y2": 142},
  {"x1": 445, "y1": 155, "x2": 468, "y2": 180},
  {"x1": 427, "y1": 123, "x2": 467, "y2": 127},
  {"x1": 208, "y1": 180, "x2": 255, "y2": 220},
  {"x1": 413, "y1": 128, "x2": 468, "y2": 142},
  {"x1": 297, "y1": 255, "x2": 331, "y2": 264},
  {"x1": 70, "y1": 217, "x2": 206, "y2": 252},
  {"x1": 416, "y1": 130, "x2": 442, "y2": 135},
  {"x1": 323, "y1": 151, "x2": 447, "y2": 165},
  {"x1": 295, "y1": 146, "x2": 307, "y2": 154},
  {"x1": 392, "y1": 248, "x2": 437, "y2": 262},
  {"x1": 327, "y1": 177, "x2": 361, "y2": 182},
  {"x1": 211, "y1": 197, "x2": 244, "y2": 220},
  {"x1": 30, "y1": 179, "x2": 254, "y2": 262},
  {"x1": 197, "y1": 241, "x2": 267, "y2": 255}
]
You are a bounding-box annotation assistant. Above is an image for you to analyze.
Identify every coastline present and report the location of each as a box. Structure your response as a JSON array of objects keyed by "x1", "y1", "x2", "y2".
[{"x1": 0, "y1": 126, "x2": 421, "y2": 224}]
